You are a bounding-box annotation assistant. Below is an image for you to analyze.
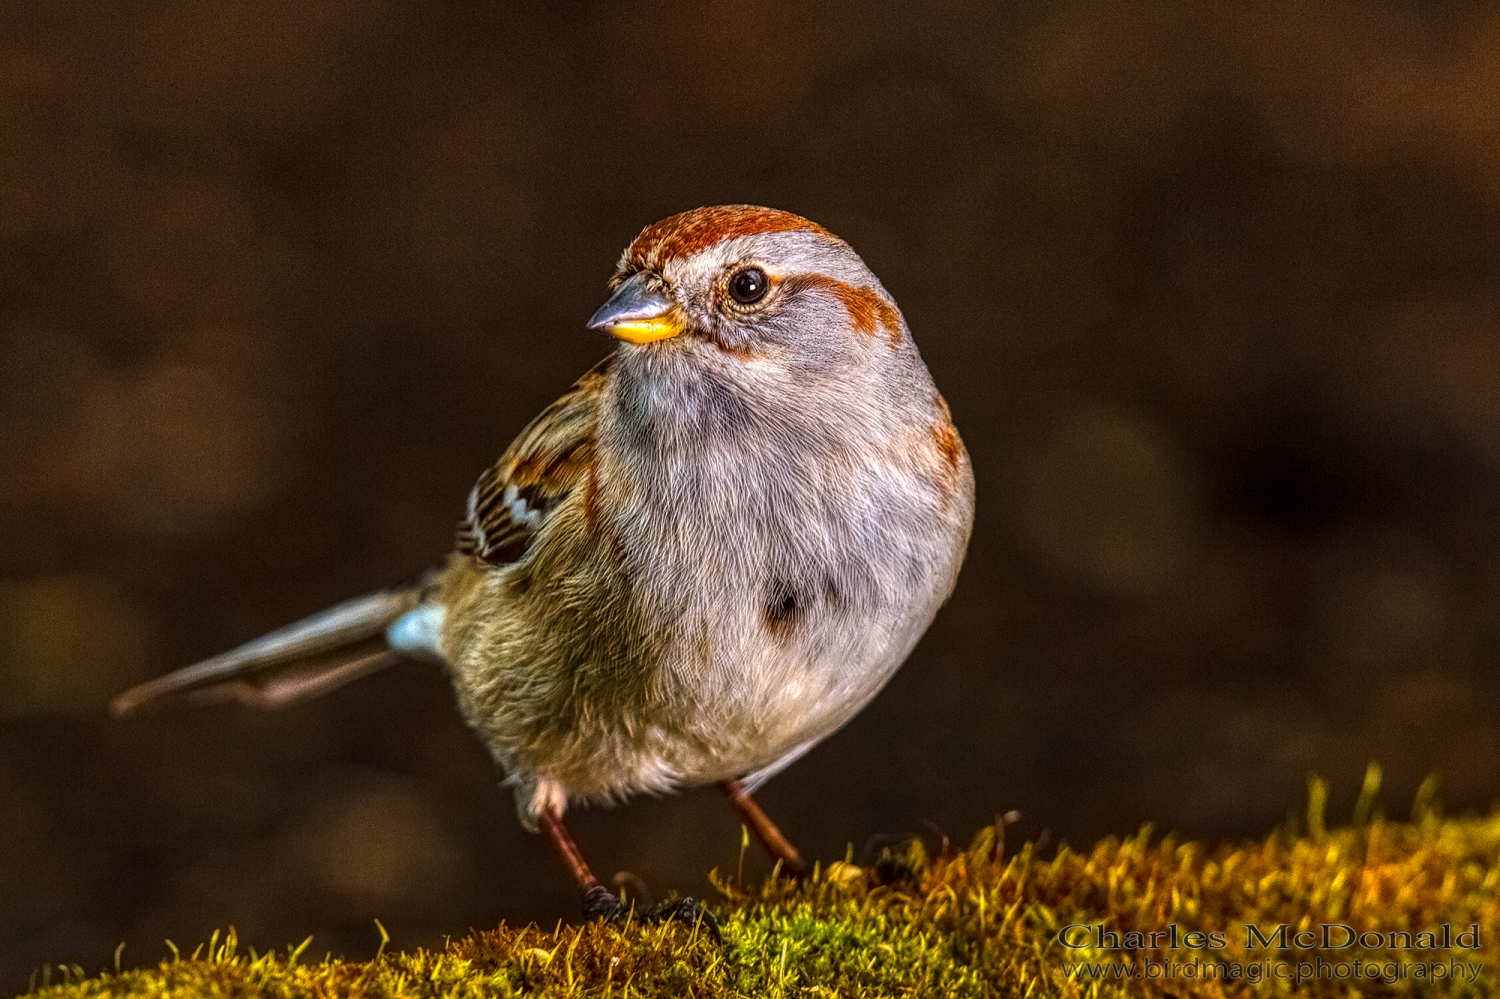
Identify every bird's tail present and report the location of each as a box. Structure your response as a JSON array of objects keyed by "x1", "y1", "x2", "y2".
[{"x1": 111, "y1": 571, "x2": 447, "y2": 716}]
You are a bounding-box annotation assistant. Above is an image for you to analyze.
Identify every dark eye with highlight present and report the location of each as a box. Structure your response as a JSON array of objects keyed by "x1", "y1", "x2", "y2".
[{"x1": 728, "y1": 266, "x2": 769, "y2": 305}]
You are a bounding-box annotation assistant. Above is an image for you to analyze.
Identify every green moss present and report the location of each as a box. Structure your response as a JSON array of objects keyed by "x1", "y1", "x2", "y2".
[{"x1": 23, "y1": 771, "x2": 1500, "y2": 997}]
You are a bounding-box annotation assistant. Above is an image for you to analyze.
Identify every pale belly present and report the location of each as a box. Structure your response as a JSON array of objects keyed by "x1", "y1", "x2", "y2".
[
  {"x1": 443, "y1": 423, "x2": 973, "y2": 811},
  {"x1": 524, "y1": 564, "x2": 948, "y2": 804}
]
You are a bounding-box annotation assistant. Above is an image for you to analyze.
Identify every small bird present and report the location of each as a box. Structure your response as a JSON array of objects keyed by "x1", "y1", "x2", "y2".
[{"x1": 114, "y1": 206, "x2": 974, "y2": 920}]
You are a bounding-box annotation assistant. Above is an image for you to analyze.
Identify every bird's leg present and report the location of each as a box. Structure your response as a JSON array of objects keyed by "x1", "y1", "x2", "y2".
[
  {"x1": 719, "y1": 778, "x2": 809, "y2": 879},
  {"x1": 537, "y1": 805, "x2": 719, "y2": 935},
  {"x1": 536, "y1": 807, "x2": 625, "y2": 919}
]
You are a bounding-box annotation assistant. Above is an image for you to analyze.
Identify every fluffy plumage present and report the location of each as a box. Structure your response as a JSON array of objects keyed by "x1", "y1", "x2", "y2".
[
  {"x1": 444, "y1": 207, "x2": 973, "y2": 824},
  {"x1": 114, "y1": 206, "x2": 973, "y2": 915}
]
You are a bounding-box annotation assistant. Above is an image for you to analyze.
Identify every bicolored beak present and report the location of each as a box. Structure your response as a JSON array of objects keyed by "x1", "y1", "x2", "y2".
[{"x1": 587, "y1": 273, "x2": 684, "y2": 344}]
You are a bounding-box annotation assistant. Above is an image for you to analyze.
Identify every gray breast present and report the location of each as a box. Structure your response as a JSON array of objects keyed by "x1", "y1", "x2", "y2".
[{"x1": 595, "y1": 351, "x2": 964, "y2": 775}]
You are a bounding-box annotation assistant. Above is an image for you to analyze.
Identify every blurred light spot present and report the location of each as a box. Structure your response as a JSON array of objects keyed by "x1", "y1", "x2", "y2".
[
  {"x1": 1361, "y1": 296, "x2": 1500, "y2": 471},
  {"x1": 0, "y1": 577, "x2": 150, "y2": 713},
  {"x1": 1316, "y1": 539, "x2": 1453, "y2": 672},
  {"x1": 287, "y1": 783, "x2": 467, "y2": 910},
  {"x1": 60, "y1": 361, "x2": 282, "y2": 536},
  {"x1": 1012, "y1": 405, "x2": 1202, "y2": 597}
]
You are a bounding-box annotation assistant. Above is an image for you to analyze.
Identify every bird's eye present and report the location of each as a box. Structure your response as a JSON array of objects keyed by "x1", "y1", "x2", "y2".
[{"x1": 728, "y1": 266, "x2": 769, "y2": 305}]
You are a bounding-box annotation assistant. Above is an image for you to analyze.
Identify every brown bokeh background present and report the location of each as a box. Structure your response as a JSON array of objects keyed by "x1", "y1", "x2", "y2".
[{"x1": 6, "y1": 0, "x2": 1500, "y2": 988}]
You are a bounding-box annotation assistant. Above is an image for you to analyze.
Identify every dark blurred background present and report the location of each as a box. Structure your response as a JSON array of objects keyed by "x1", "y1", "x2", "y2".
[{"x1": 6, "y1": 0, "x2": 1500, "y2": 988}]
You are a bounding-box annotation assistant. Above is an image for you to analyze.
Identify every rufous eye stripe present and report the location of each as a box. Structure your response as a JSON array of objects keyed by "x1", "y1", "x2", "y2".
[
  {"x1": 780, "y1": 274, "x2": 903, "y2": 346},
  {"x1": 627, "y1": 205, "x2": 834, "y2": 267}
]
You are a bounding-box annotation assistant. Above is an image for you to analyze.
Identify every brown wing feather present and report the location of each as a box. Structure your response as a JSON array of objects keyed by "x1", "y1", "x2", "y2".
[{"x1": 458, "y1": 354, "x2": 614, "y2": 567}]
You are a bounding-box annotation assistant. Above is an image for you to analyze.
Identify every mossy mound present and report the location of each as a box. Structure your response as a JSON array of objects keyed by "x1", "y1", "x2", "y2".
[{"x1": 21, "y1": 774, "x2": 1500, "y2": 997}]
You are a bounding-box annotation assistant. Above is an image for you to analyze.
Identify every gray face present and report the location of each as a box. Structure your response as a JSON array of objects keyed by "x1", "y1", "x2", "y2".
[
  {"x1": 642, "y1": 230, "x2": 904, "y2": 365},
  {"x1": 602, "y1": 230, "x2": 935, "y2": 463}
]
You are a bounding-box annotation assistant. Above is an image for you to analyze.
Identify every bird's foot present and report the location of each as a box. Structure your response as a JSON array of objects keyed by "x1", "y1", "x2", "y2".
[
  {"x1": 642, "y1": 895, "x2": 721, "y2": 941},
  {"x1": 775, "y1": 856, "x2": 811, "y2": 881},
  {"x1": 580, "y1": 885, "x2": 719, "y2": 940},
  {"x1": 579, "y1": 883, "x2": 628, "y2": 921},
  {"x1": 861, "y1": 832, "x2": 925, "y2": 887}
]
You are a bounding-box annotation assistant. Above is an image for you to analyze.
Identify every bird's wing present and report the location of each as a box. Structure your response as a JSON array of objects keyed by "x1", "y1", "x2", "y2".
[
  {"x1": 113, "y1": 357, "x2": 615, "y2": 715},
  {"x1": 457, "y1": 354, "x2": 614, "y2": 568}
]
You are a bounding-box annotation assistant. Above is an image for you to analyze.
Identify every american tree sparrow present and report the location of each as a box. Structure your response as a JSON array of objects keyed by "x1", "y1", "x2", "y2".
[{"x1": 115, "y1": 206, "x2": 974, "y2": 921}]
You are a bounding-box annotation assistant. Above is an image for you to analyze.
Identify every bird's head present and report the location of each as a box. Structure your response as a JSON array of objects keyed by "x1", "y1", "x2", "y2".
[{"x1": 588, "y1": 206, "x2": 906, "y2": 362}]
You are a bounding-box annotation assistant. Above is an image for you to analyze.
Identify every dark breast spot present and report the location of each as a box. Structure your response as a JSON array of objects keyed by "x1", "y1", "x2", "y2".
[{"x1": 763, "y1": 580, "x2": 804, "y2": 638}]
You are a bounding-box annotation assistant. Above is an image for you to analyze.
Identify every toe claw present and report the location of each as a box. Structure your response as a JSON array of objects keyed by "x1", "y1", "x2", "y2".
[
  {"x1": 579, "y1": 884, "x2": 628, "y2": 921},
  {"x1": 579, "y1": 886, "x2": 720, "y2": 940},
  {"x1": 861, "y1": 832, "x2": 924, "y2": 886},
  {"x1": 643, "y1": 896, "x2": 721, "y2": 941}
]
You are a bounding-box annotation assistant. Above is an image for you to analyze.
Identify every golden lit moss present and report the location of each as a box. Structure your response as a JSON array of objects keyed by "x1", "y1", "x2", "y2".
[{"x1": 23, "y1": 770, "x2": 1500, "y2": 998}]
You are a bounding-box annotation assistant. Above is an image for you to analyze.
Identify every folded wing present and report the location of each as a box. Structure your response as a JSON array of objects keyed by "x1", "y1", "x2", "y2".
[{"x1": 457, "y1": 354, "x2": 612, "y2": 568}]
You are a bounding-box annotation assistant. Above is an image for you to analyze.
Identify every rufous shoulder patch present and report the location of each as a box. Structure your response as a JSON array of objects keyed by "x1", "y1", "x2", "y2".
[
  {"x1": 930, "y1": 393, "x2": 963, "y2": 475},
  {"x1": 627, "y1": 205, "x2": 834, "y2": 267}
]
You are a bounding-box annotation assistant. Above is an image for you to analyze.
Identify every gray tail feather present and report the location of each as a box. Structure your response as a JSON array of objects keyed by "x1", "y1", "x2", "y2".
[{"x1": 111, "y1": 585, "x2": 425, "y2": 716}]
